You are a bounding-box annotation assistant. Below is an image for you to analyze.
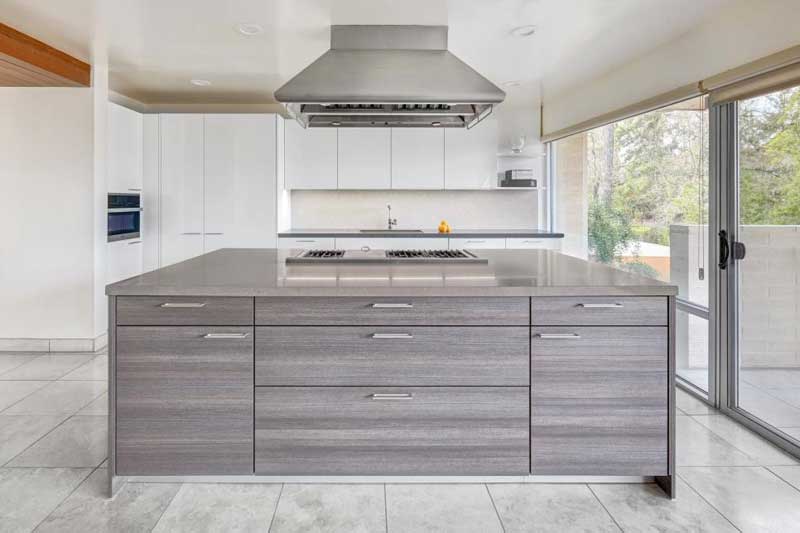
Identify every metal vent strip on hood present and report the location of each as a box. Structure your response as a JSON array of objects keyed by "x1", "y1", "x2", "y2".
[{"x1": 274, "y1": 25, "x2": 505, "y2": 129}]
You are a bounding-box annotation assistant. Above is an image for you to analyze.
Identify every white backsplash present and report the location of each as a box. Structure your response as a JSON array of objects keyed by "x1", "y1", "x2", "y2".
[{"x1": 291, "y1": 190, "x2": 541, "y2": 230}]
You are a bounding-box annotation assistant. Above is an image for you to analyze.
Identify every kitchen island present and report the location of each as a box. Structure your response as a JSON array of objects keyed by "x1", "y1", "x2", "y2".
[{"x1": 106, "y1": 248, "x2": 677, "y2": 498}]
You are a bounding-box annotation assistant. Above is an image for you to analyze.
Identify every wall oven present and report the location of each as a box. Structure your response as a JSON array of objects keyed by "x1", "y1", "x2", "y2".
[{"x1": 108, "y1": 193, "x2": 142, "y2": 242}]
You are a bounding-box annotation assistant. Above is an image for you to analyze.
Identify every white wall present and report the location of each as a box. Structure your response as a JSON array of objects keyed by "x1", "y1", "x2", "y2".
[
  {"x1": 544, "y1": 0, "x2": 800, "y2": 134},
  {"x1": 291, "y1": 190, "x2": 540, "y2": 230},
  {"x1": 0, "y1": 88, "x2": 97, "y2": 340}
]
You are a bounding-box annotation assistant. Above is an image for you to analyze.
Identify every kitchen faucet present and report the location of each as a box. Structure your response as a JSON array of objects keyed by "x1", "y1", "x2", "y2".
[{"x1": 387, "y1": 204, "x2": 397, "y2": 230}]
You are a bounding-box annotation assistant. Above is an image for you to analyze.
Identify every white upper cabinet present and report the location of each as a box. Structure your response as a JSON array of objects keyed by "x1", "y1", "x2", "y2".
[
  {"x1": 444, "y1": 116, "x2": 498, "y2": 189},
  {"x1": 285, "y1": 120, "x2": 337, "y2": 189},
  {"x1": 159, "y1": 114, "x2": 204, "y2": 266},
  {"x1": 203, "y1": 115, "x2": 277, "y2": 251},
  {"x1": 391, "y1": 128, "x2": 444, "y2": 189},
  {"x1": 107, "y1": 102, "x2": 143, "y2": 193},
  {"x1": 337, "y1": 128, "x2": 391, "y2": 189}
]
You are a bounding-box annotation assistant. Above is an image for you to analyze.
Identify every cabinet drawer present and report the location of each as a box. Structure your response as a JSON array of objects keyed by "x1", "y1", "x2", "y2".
[
  {"x1": 255, "y1": 386, "x2": 529, "y2": 475},
  {"x1": 115, "y1": 326, "x2": 254, "y2": 475},
  {"x1": 448, "y1": 237, "x2": 506, "y2": 249},
  {"x1": 506, "y1": 237, "x2": 562, "y2": 250},
  {"x1": 116, "y1": 296, "x2": 253, "y2": 326},
  {"x1": 531, "y1": 326, "x2": 668, "y2": 475},
  {"x1": 278, "y1": 237, "x2": 336, "y2": 250},
  {"x1": 335, "y1": 237, "x2": 449, "y2": 250},
  {"x1": 255, "y1": 326, "x2": 529, "y2": 386},
  {"x1": 255, "y1": 297, "x2": 528, "y2": 326},
  {"x1": 531, "y1": 296, "x2": 666, "y2": 326}
]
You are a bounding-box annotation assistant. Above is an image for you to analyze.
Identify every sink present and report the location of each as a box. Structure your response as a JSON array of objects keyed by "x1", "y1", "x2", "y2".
[{"x1": 359, "y1": 229, "x2": 424, "y2": 233}]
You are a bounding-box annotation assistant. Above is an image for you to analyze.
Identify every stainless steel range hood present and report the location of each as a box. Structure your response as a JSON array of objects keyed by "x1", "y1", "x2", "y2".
[{"x1": 274, "y1": 25, "x2": 504, "y2": 129}]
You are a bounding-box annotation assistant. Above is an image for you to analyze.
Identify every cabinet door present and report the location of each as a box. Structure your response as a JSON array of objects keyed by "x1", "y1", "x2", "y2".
[
  {"x1": 160, "y1": 114, "x2": 204, "y2": 266},
  {"x1": 107, "y1": 102, "x2": 143, "y2": 193},
  {"x1": 116, "y1": 326, "x2": 254, "y2": 475},
  {"x1": 338, "y1": 128, "x2": 390, "y2": 189},
  {"x1": 391, "y1": 128, "x2": 444, "y2": 189},
  {"x1": 204, "y1": 115, "x2": 276, "y2": 251},
  {"x1": 531, "y1": 326, "x2": 668, "y2": 475},
  {"x1": 278, "y1": 237, "x2": 336, "y2": 250},
  {"x1": 448, "y1": 237, "x2": 506, "y2": 249},
  {"x1": 107, "y1": 239, "x2": 143, "y2": 284},
  {"x1": 444, "y1": 116, "x2": 497, "y2": 189},
  {"x1": 285, "y1": 120, "x2": 337, "y2": 189}
]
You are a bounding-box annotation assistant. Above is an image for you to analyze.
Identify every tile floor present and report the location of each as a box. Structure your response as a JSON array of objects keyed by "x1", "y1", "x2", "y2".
[{"x1": 2, "y1": 351, "x2": 800, "y2": 532}]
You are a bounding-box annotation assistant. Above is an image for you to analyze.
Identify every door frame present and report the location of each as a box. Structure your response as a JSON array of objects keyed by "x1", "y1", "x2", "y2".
[{"x1": 712, "y1": 100, "x2": 800, "y2": 458}]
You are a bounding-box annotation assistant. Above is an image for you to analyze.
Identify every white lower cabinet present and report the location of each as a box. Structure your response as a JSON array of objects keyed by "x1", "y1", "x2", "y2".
[
  {"x1": 506, "y1": 237, "x2": 562, "y2": 250},
  {"x1": 335, "y1": 238, "x2": 449, "y2": 250},
  {"x1": 107, "y1": 239, "x2": 143, "y2": 284},
  {"x1": 448, "y1": 237, "x2": 506, "y2": 249},
  {"x1": 278, "y1": 237, "x2": 336, "y2": 250}
]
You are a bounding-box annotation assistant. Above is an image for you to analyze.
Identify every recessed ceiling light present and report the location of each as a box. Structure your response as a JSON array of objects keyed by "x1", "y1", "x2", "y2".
[
  {"x1": 503, "y1": 80, "x2": 522, "y2": 87},
  {"x1": 510, "y1": 25, "x2": 537, "y2": 38},
  {"x1": 236, "y1": 23, "x2": 264, "y2": 36},
  {"x1": 190, "y1": 79, "x2": 211, "y2": 87}
]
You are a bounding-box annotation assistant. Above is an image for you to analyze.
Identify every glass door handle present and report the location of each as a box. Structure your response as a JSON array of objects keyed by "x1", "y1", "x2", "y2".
[{"x1": 719, "y1": 230, "x2": 730, "y2": 270}]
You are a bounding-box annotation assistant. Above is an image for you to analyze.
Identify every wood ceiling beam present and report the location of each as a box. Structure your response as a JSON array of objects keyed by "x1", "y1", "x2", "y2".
[{"x1": 0, "y1": 22, "x2": 90, "y2": 87}]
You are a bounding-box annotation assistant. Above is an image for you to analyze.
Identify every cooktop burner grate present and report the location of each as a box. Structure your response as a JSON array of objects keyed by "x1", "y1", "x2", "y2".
[
  {"x1": 301, "y1": 249, "x2": 345, "y2": 258},
  {"x1": 385, "y1": 249, "x2": 476, "y2": 259}
]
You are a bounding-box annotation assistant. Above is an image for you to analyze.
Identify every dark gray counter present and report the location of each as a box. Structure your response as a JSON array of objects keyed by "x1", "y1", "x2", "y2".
[{"x1": 278, "y1": 228, "x2": 564, "y2": 238}]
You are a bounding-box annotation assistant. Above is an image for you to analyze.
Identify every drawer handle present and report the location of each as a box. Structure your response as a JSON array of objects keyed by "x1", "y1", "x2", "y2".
[
  {"x1": 203, "y1": 333, "x2": 249, "y2": 339},
  {"x1": 204, "y1": 232, "x2": 224, "y2": 235},
  {"x1": 466, "y1": 240, "x2": 486, "y2": 243},
  {"x1": 371, "y1": 303, "x2": 413, "y2": 309},
  {"x1": 296, "y1": 240, "x2": 317, "y2": 243},
  {"x1": 370, "y1": 393, "x2": 414, "y2": 401},
  {"x1": 160, "y1": 302, "x2": 207, "y2": 308},
  {"x1": 534, "y1": 333, "x2": 581, "y2": 340},
  {"x1": 371, "y1": 333, "x2": 414, "y2": 339},
  {"x1": 577, "y1": 303, "x2": 624, "y2": 309}
]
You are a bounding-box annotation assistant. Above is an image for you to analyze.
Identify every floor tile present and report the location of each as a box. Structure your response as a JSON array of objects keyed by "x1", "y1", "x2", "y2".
[
  {"x1": 768, "y1": 465, "x2": 800, "y2": 491},
  {"x1": 271, "y1": 484, "x2": 385, "y2": 533},
  {"x1": 152, "y1": 483, "x2": 281, "y2": 533},
  {"x1": 386, "y1": 484, "x2": 503, "y2": 533},
  {"x1": 0, "y1": 415, "x2": 67, "y2": 465},
  {"x1": 60, "y1": 355, "x2": 108, "y2": 381},
  {"x1": 3, "y1": 381, "x2": 106, "y2": 416},
  {"x1": 590, "y1": 480, "x2": 736, "y2": 532},
  {"x1": 0, "y1": 380, "x2": 48, "y2": 412},
  {"x1": 0, "y1": 355, "x2": 93, "y2": 381},
  {"x1": 762, "y1": 387, "x2": 800, "y2": 409},
  {"x1": 739, "y1": 384, "x2": 800, "y2": 428},
  {"x1": 36, "y1": 468, "x2": 180, "y2": 533},
  {"x1": 8, "y1": 415, "x2": 106, "y2": 467},
  {"x1": 692, "y1": 413, "x2": 799, "y2": 466},
  {"x1": 77, "y1": 392, "x2": 108, "y2": 415},
  {"x1": 0, "y1": 355, "x2": 38, "y2": 376},
  {"x1": 0, "y1": 467, "x2": 90, "y2": 532},
  {"x1": 676, "y1": 389, "x2": 717, "y2": 416},
  {"x1": 488, "y1": 483, "x2": 619, "y2": 532},
  {"x1": 740, "y1": 369, "x2": 800, "y2": 389},
  {"x1": 681, "y1": 466, "x2": 800, "y2": 532},
  {"x1": 677, "y1": 416, "x2": 758, "y2": 466}
]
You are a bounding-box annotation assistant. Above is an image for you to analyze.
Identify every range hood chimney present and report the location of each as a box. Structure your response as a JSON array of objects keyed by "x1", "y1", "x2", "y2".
[{"x1": 274, "y1": 25, "x2": 504, "y2": 129}]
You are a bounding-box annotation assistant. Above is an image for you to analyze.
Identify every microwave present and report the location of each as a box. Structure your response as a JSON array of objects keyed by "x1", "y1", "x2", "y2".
[{"x1": 108, "y1": 193, "x2": 142, "y2": 242}]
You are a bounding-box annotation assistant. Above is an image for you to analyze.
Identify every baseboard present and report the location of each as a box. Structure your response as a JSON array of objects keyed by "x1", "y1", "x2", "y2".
[{"x1": 0, "y1": 333, "x2": 108, "y2": 353}]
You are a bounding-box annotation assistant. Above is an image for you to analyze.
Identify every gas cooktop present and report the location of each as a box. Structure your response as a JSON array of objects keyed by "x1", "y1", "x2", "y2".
[{"x1": 286, "y1": 249, "x2": 489, "y2": 264}]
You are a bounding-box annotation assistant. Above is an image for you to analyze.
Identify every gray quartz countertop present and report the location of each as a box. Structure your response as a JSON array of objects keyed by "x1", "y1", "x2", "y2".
[
  {"x1": 107, "y1": 248, "x2": 677, "y2": 297},
  {"x1": 278, "y1": 228, "x2": 564, "y2": 238}
]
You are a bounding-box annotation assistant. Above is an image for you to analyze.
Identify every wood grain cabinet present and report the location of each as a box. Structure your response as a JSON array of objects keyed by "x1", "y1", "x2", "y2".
[
  {"x1": 255, "y1": 386, "x2": 529, "y2": 475},
  {"x1": 531, "y1": 325, "x2": 669, "y2": 475},
  {"x1": 115, "y1": 325, "x2": 254, "y2": 475}
]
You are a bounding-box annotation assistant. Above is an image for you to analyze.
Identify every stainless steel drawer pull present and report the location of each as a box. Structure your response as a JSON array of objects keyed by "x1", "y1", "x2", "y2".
[
  {"x1": 534, "y1": 333, "x2": 581, "y2": 340},
  {"x1": 204, "y1": 232, "x2": 224, "y2": 235},
  {"x1": 371, "y1": 333, "x2": 414, "y2": 339},
  {"x1": 370, "y1": 393, "x2": 414, "y2": 401},
  {"x1": 160, "y1": 302, "x2": 207, "y2": 308},
  {"x1": 203, "y1": 333, "x2": 249, "y2": 339},
  {"x1": 296, "y1": 239, "x2": 317, "y2": 243},
  {"x1": 466, "y1": 240, "x2": 486, "y2": 243},
  {"x1": 371, "y1": 303, "x2": 414, "y2": 309},
  {"x1": 577, "y1": 303, "x2": 624, "y2": 309}
]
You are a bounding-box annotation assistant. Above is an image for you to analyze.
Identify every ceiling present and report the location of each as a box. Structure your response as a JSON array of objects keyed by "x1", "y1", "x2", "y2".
[{"x1": 0, "y1": 0, "x2": 729, "y2": 153}]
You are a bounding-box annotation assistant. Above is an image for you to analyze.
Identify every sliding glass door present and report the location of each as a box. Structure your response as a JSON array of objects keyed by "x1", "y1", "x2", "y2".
[{"x1": 718, "y1": 84, "x2": 800, "y2": 451}]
